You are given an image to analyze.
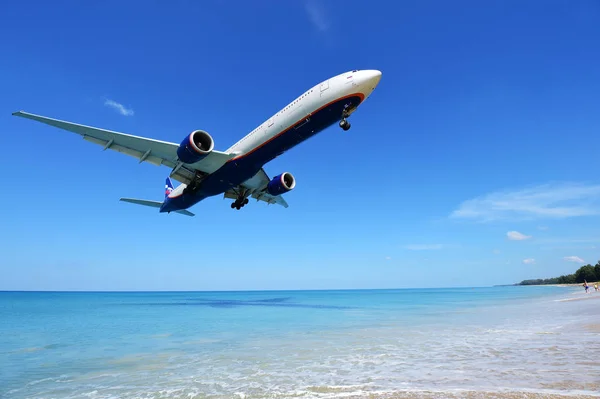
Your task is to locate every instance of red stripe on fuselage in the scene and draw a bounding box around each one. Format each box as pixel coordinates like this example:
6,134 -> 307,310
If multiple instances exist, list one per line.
228,92 -> 365,162
167,92 -> 365,201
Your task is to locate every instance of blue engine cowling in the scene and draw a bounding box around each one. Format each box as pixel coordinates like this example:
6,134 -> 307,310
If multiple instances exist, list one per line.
176,130 -> 215,164
267,172 -> 296,196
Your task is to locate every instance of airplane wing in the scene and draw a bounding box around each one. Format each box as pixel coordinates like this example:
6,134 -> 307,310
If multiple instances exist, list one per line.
224,168 -> 289,208
12,111 -> 235,184
251,188 -> 290,208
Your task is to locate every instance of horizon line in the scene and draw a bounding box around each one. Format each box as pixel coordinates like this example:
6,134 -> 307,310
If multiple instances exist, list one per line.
0,285 -> 557,294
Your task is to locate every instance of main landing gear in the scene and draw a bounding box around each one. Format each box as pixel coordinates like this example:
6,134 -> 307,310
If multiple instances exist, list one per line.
231,197 -> 249,210
230,188 -> 250,210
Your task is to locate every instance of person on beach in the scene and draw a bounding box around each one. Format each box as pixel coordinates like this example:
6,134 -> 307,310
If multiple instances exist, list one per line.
583,280 -> 589,293
594,283 -> 598,292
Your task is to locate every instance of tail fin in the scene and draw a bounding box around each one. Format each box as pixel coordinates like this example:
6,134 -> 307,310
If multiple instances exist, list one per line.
165,177 -> 174,198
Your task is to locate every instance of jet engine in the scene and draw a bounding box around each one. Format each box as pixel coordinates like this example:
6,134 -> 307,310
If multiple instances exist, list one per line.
177,130 -> 215,164
267,172 -> 296,196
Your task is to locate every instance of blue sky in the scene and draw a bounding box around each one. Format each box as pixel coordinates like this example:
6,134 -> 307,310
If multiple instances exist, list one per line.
1,0 -> 600,291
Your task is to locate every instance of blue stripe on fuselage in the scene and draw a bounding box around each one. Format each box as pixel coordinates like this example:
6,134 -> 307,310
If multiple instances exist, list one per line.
160,95 -> 363,213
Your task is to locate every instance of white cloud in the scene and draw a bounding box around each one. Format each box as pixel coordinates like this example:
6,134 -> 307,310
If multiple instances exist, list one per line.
492,249 -> 501,254
450,182 -> 600,222
563,255 -> 584,263
385,256 -> 392,260
403,244 -> 444,251
304,1 -> 329,32
507,231 -> 532,241
522,258 -> 536,264
104,99 -> 134,116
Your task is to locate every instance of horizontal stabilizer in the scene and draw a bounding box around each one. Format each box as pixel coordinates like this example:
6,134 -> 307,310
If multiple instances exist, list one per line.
120,198 -> 163,208
119,198 -> 195,216
173,209 -> 195,217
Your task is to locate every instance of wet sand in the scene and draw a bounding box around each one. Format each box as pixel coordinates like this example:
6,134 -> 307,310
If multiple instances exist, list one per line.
362,391 -> 600,399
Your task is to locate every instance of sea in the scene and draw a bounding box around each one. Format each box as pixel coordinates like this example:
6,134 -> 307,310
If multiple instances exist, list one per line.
1,286 -> 599,399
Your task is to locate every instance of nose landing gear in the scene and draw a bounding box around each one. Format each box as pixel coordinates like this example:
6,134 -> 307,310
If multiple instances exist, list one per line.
339,106 -> 353,131
339,119 -> 351,131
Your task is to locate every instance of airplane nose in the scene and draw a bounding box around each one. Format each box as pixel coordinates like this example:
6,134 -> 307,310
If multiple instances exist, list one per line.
369,69 -> 381,87
362,69 -> 382,87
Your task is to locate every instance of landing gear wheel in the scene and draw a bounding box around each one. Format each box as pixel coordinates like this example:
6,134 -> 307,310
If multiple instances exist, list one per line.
232,197 -> 249,210
339,119 -> 351,131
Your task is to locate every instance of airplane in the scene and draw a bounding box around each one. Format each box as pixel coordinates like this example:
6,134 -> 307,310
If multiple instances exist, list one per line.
12,69 -> 382,216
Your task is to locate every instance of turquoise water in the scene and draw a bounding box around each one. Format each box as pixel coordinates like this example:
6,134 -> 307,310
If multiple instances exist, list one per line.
2,286 -> 599,398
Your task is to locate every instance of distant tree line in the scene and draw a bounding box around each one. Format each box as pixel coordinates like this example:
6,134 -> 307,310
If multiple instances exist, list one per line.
518,261 -> 600,285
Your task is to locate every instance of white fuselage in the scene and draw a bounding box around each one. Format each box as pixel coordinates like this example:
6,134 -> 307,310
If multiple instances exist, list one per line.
226,70 -> 381,158
165,69 -> 381,203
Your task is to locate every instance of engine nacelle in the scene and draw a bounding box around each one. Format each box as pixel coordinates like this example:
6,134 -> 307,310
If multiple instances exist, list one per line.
267,172 -> 296,196
177,130 -> 215,164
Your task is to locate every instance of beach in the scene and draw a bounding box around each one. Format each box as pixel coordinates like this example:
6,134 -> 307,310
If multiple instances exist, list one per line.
1,286 -> 599,399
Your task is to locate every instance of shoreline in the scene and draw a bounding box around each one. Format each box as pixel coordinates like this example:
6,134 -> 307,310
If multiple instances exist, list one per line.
517,282 -> 599,288
548,283 -> 599,288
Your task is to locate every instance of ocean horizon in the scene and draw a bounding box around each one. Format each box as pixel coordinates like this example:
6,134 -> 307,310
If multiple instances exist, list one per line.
2,285 -> 599,399
0,285 -> 515,292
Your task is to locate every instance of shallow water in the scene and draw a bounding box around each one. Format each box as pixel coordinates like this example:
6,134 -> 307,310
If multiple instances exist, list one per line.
1,286 -> 599,398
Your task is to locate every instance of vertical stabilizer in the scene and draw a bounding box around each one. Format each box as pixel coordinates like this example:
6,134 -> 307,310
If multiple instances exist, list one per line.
165,177 -> 174,198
